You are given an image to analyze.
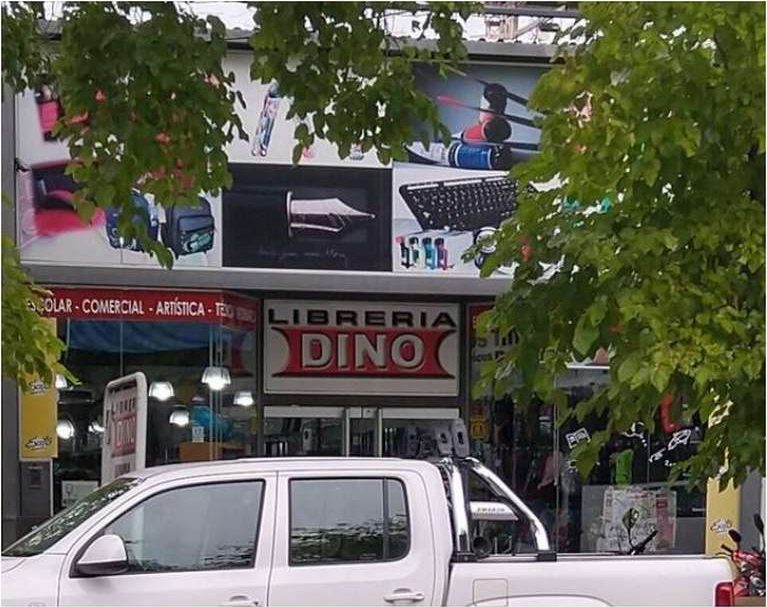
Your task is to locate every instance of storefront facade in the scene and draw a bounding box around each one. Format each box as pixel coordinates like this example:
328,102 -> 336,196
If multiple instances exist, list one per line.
10,283 -> 710,555
4,40 -> 761,555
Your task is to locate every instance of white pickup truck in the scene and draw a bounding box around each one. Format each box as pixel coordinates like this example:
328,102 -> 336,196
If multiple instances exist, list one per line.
2,456 -> 735,607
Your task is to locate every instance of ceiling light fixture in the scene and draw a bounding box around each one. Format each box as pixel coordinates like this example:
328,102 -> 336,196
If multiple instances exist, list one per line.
233,391 -> 254,407
168,406 -> 190,427
148,381 -> 174,401
201,366 -> 231,391
56,418 -> 75,440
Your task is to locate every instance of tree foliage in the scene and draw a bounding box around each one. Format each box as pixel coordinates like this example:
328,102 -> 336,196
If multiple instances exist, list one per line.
476,2 -> 765,487
1,1 -> 472,386
1,234 -> 70,391
3,2 -> 763,487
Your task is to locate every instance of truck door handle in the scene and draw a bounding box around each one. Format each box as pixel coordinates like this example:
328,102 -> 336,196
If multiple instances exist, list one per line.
384,590 -> 425,603
220,596 -> 259,607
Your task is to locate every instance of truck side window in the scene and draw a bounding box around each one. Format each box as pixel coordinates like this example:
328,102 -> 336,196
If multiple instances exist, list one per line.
102,481 -> 264,573
290,478 -> 409,565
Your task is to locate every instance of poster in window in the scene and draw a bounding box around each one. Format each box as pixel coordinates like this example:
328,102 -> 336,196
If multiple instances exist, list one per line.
598,486 -> 677,553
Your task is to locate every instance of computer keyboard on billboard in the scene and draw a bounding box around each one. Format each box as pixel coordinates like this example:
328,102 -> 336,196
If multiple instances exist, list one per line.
399,175 -> 518,232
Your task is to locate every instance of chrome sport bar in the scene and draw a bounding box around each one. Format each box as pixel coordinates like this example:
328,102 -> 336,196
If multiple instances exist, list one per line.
439,458 -> 473,559
438,456 -> 554,559
462,456 -> 553,554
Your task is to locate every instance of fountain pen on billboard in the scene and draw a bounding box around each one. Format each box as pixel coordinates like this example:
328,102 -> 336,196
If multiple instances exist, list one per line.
233,188 -> 376,239
287,194 -> 375,235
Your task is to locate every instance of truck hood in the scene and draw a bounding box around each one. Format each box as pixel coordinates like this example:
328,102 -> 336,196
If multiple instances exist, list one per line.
1,556 -> 26,574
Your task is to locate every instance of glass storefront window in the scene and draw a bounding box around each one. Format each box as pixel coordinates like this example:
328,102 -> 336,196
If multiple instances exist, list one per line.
50,289 -> 258,513
468,304 -> 707,555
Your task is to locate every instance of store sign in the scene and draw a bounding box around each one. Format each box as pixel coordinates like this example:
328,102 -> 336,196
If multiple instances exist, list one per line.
19,317 -> 59,460
36,287 -> 259,329
469,303 -> 517,364
264,300 -> 460,396
102,373 -> 148,484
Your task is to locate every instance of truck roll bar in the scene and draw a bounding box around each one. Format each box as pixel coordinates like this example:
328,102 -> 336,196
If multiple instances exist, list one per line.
437,456 -> 554,561
439,458 -> 474,560
462,456 -> 553,555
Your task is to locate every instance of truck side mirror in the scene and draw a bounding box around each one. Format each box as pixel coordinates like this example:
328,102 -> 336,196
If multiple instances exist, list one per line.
74,534 -> 129,577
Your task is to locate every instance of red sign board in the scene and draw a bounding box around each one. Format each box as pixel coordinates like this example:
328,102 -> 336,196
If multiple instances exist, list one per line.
37,287 -> 259,329
272,326 -> 453,378
265,300 -> 460,396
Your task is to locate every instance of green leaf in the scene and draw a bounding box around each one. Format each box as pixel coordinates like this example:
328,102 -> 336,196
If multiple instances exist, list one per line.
617,355 -> 641,383
573,313 -> 599,356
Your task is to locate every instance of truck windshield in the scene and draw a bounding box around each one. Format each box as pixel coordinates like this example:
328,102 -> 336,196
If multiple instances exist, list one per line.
2,477 -> 142,557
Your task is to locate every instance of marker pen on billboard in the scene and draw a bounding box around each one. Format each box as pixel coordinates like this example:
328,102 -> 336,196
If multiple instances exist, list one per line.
252,81 -> 282,157
435,237 -> 447,270
480,82 -> 508,122
408,236 -> 421,268
406,141 -> 515,171
461,117 -> 512,144
396,236 -> 411,268
423,237 -> 436,270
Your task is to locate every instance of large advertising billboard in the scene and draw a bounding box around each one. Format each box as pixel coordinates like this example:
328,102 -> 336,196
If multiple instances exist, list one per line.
392,63 -> 545,276
15,54 -> 546,276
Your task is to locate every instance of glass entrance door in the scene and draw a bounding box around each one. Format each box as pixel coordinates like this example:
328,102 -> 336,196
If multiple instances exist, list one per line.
379,408 -> 460,458
263,406 -> 461,458
264,407 -> 351,456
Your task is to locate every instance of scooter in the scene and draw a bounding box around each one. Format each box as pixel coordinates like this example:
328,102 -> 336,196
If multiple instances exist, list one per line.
720,514 -> 765,597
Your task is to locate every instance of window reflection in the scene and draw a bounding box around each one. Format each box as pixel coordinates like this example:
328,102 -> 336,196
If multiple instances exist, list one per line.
290,479 -> 409,565
105,482 -> 263,572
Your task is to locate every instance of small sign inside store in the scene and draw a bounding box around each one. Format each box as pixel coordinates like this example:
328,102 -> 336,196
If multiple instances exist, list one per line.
102,373 -> 147,485
264,300 -> 460,396
36,287 -> 259,329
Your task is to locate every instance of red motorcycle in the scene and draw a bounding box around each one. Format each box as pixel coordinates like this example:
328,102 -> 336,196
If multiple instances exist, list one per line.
721,514 -> 765,598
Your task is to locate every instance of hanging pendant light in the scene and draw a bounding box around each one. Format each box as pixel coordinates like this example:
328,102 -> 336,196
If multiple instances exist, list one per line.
168,405 -> 190,427
56,418 -> 75,440
234,391 -> 254,407
201,366 -> 231,391
148,381 -> 174,401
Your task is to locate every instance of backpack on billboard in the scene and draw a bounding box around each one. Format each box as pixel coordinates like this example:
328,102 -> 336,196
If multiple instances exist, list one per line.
161,197 -> 215,257
105,191 -> 159,251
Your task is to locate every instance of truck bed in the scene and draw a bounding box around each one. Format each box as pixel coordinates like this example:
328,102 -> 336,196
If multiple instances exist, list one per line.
447,553 -> 733,606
